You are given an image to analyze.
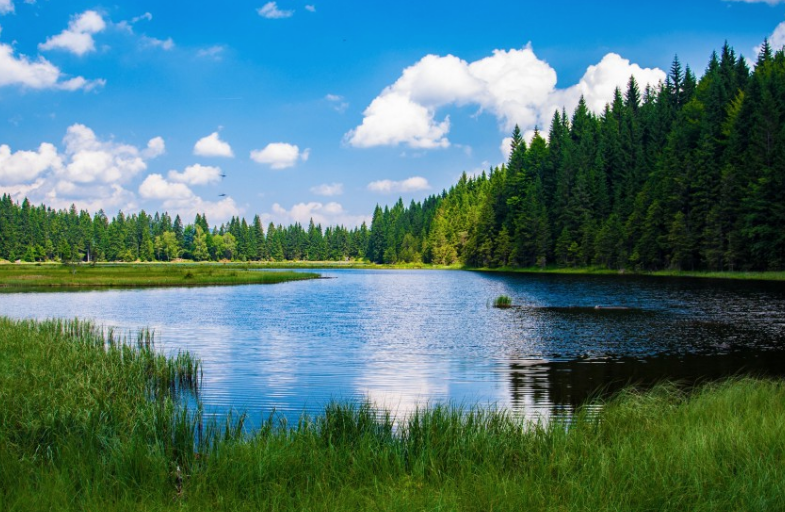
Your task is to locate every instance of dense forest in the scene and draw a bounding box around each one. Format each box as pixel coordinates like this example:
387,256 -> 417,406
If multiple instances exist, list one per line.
1,42 -> 784,270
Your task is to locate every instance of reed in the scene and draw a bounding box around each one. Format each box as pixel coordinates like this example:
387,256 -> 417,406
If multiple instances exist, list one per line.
2,316 -> 784,511
492,294 -> 513,308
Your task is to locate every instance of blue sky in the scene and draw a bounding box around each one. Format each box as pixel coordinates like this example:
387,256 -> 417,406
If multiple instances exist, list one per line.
0,0 -> 782,227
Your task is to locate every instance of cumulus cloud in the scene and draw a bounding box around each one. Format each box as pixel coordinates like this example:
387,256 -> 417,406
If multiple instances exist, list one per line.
346,46 -> 665,148
267,201 -> 368,228
310,182 -> 343,196
0,125 -> 166,216
768,21 -> 785,50
194,132 -> 234,158
168,164 -> 222,186
39,10 -> 106,56
547,53 -> 665,116
0,43 -> 103,90
367,176 -> 430,194
43,183 -> 137,214
258,2 -> 294,19
58,124 -> 150,184
143,136 -> 165,158
0,0 -> 13,15
138,173 -> 193,200
305,4 -> 316,12
0,143 -> 62,184
138,174 -> 241,223
250,142 -> 309,169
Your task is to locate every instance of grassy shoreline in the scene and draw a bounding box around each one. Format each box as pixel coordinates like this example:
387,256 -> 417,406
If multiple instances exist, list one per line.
0,263 -> 320,289
2,316 -> 783,510
4,260 -> 784,283
465,264 -> 785,281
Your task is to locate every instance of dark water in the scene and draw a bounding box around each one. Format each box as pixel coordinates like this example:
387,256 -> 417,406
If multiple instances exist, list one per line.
1,269 -> 784,423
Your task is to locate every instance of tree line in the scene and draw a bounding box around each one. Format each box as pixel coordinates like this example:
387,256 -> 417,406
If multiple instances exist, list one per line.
0,200 -> 370,263
369,41 -> 785,271
1,42 -> 783,270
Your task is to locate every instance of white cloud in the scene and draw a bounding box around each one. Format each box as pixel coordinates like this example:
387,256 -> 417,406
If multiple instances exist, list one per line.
138,174 -> 241,223
346,91 -> 451,148
43,183 -> 137,214
197,45 -> 225,60
139,173 -> 193,200
250,142 -> 309,169
0,43 -> 102,90
39,10 -> 106,56
258,2 -> 294,19
131,12 -> 153,23
346,46 -> 664,148
0,143 -> 62,184
194,132 -> 234,158
310,183 -> 343,196
724,0 -> 785,4
0,0 -> 14,15
168,164 -> 222,186
367,176 -> 430,194
305,4 -> 316,12
0,125 -> 165,216
767,21 -> 785,51
500,136 -> 513,162
547,53 -> 665,117
143,136 -> 165,158
267,201 -> 368,228
58,124 -> 148,184
0,179 -> 46,201
140,35 -> 174,50
326,93 -> 349,113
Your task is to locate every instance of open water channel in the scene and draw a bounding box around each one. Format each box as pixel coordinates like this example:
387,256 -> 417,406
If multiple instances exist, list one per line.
2,269 -> 784,425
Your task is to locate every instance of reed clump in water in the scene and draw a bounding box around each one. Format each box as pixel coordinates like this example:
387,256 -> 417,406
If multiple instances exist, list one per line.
2,316 -> 784,510
492,295 -> 513,308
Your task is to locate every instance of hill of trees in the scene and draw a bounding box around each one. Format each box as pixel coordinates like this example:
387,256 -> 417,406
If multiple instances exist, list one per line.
1,42 -> 783,271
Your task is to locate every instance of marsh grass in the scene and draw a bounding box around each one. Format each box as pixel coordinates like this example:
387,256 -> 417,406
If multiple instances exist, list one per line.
0,263 -> 319,289
2,316 -> 784,510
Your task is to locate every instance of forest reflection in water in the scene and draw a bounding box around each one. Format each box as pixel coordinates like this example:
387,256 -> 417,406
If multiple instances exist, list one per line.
0,269 -> 783,425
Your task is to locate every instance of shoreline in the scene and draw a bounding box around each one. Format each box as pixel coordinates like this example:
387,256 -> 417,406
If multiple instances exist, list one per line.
2,260 -> 784,283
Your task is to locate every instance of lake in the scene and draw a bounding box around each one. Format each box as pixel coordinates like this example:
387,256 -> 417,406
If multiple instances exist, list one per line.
1,269 -> 784,425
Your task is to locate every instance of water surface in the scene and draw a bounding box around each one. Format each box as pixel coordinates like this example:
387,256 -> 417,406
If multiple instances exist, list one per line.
2,269 -> 783,424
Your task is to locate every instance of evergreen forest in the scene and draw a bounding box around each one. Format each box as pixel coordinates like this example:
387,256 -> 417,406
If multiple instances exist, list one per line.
2,42 -> 784,271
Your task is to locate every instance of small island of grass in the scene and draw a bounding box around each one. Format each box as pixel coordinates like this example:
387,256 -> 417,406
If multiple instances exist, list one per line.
493,295 -> 513,308
0,263 -> 320,289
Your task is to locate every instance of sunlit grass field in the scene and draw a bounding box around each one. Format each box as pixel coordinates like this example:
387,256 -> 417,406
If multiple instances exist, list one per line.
1,316 -> 783,510
0,263 -> 319,289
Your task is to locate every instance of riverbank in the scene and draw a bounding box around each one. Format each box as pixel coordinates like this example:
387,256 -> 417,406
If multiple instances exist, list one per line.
1,317 -> 782,511
0,263 -> 320,289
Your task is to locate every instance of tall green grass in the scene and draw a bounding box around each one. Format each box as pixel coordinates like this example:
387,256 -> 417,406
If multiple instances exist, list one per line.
1,316 -> 784,510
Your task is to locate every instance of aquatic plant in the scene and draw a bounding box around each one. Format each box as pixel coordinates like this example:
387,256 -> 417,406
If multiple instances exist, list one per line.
2,316 -> 784,511
493,295 -> 513,308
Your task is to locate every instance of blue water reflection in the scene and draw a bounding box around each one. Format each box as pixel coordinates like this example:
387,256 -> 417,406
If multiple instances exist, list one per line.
1,269 -> 783,425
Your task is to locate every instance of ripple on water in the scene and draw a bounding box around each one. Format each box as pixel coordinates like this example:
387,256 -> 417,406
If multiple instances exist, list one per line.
1,269 -> 784,426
